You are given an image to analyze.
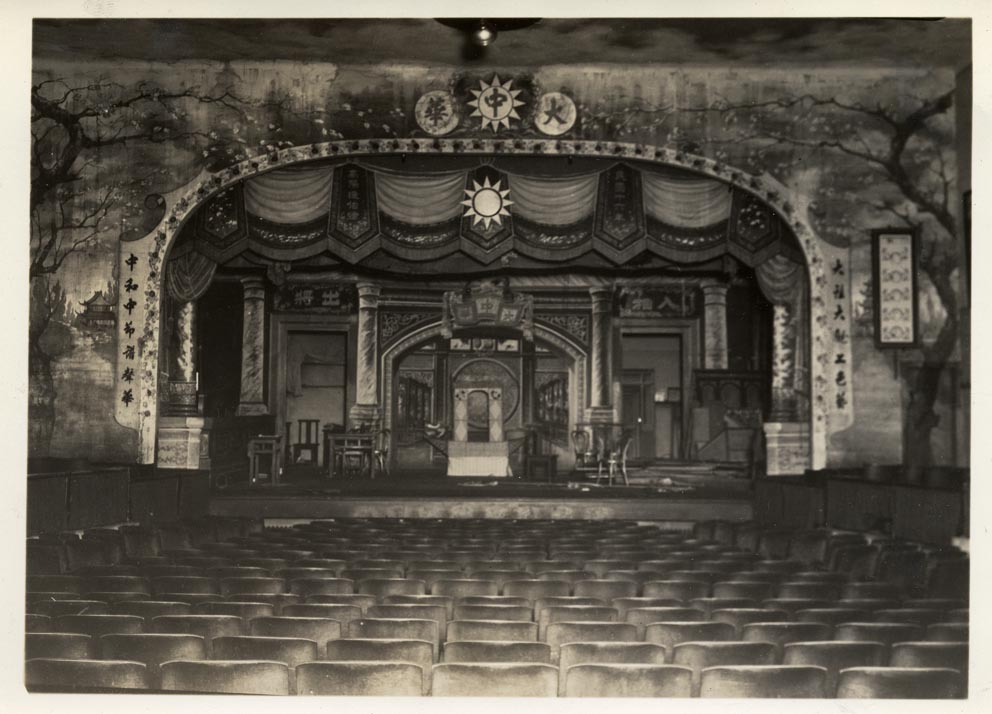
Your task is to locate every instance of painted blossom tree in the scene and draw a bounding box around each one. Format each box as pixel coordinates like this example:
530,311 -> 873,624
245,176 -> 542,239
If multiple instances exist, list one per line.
684,85 -> 961,470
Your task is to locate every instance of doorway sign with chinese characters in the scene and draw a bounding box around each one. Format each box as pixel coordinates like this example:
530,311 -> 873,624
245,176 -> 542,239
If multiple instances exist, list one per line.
819,241 -> 854,432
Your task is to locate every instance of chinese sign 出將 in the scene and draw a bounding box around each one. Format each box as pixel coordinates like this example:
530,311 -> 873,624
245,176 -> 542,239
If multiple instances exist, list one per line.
273,283 -> 358,313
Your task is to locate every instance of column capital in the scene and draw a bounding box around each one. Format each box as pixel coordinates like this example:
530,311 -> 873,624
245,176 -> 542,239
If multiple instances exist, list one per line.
357,282 -> 381,309
589,286 -> 613,312
240,277 -> 267,301
701,280 -> 729,298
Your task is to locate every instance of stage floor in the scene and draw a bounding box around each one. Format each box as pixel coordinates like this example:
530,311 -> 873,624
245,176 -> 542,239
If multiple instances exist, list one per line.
210,466 -> 754,523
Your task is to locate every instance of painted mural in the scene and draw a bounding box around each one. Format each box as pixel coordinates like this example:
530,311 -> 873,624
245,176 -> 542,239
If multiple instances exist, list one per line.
30,21 -> 966,470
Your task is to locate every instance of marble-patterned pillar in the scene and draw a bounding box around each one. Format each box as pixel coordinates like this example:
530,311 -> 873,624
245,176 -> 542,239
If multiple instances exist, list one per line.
589,287 -> 613,410
702,281 -> 729,370
176,300 -> 196,382
349,282 -> 381,427
237,277 -> 268,416
769,302 -> 799,422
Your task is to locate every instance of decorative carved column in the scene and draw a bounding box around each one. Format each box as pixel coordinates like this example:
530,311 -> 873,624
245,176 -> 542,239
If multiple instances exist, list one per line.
702,281 -> 729,370
237,277 -> 268,416
769,302 -> 799,422
349,282 -> 381,427
587,286 -> 615,423
176,300 -> 196,382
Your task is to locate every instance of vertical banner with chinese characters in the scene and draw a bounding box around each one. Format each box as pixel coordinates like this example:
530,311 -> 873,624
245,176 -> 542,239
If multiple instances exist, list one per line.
820,241 -> 855,432
114,233 -> 153,432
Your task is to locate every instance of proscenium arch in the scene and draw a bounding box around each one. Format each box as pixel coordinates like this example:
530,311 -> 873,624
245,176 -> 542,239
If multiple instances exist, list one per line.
381,319 -> 589,457
139,138 -> 828,468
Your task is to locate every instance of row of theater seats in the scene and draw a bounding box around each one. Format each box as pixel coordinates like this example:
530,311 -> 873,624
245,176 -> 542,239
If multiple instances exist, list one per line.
25,516 -> 969,696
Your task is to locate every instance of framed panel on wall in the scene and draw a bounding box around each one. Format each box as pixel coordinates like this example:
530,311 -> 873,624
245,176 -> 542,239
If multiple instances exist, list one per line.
871,228 -> 919,348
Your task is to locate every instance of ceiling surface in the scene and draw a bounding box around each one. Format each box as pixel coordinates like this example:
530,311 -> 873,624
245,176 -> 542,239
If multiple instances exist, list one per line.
33,17 -> 971,70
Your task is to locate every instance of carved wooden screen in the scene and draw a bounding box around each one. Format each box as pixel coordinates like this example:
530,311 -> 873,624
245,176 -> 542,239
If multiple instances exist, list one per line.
536,373 -> 569,445
396,375 -> 432,434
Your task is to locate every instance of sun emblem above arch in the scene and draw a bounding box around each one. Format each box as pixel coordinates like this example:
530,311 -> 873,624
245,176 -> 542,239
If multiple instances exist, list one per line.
468,75 -> 525,132
461,176 -> 513,229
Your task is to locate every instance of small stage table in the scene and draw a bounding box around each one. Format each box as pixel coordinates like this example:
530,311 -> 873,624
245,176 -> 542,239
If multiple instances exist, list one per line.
447,440 -> 511,477
323,430 -> 375,479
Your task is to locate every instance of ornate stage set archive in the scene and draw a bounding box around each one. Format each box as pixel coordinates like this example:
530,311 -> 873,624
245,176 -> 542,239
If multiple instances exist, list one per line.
24,17 -> 971,701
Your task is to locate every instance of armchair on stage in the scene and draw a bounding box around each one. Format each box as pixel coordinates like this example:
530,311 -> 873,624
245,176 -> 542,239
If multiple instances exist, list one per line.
572,424 -> 633,486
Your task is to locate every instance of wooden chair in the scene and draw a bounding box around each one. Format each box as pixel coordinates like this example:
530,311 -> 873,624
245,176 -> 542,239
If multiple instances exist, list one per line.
248,435 -> 284,486
292,419 -> 320,464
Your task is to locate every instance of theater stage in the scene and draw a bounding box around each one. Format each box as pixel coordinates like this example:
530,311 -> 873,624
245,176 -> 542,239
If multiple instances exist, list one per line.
209,465 -> 754,524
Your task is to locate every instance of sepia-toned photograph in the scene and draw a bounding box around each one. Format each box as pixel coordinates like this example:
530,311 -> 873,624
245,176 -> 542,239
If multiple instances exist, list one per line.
20,5 -> 974,701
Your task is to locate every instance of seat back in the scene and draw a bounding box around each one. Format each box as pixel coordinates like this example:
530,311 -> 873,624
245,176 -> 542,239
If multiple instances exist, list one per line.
249,616 -> 342,656
347,618 -> 439,656
833,622 -> 925,648
503,579 -> 571,601
432,662 -> 557,697
281,603 -> 362,625
563,663 -> 692,698
740,622 -> 832,656
545,622 -> 638,662
889,642 -> 968,675
836,666 -> 964,698
54,614 -> 144,637
100,633 -> 206,687
642,580 -> 710,600
443,640 -> 551,664
358,578 -> 426,597
453,604 -> 532,622
149,615 -> 243,655
324,636 -> 433,692
673,641 -> 778,695
782,641 -> 886,693
926,623 -> 968,642
25,659 -> 149,692
432,579 -> 499,598
710,608 -> 789,634
160,660 -> 290,695
558,642 -> 667,695
573,579 -> 638,600
447,619 -> 538,642
24,632 -> 92,660
699,665 -> 828,698
109,600 -> 192,618
296,661 -> 424,696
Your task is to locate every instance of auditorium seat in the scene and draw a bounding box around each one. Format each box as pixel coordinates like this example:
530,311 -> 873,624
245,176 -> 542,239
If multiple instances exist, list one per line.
902,598 -> 967,611
711,581 -> 776,601
297,661 -> 424,696
29,599 -> 109,617
841,582 -> 903,600
558,642 -> 667,695
84,575 -> 151,595
688,598 -> 759,618
27,575 -> 82,593
889,642 -> 968,678
383,594 -> 456,618
240,558 -> 290,572
368,604 -> 448,636
834,597 -> 901,612
783,641 -> 886,692
27,544 -> 67,576
151,576 -> 218,596
358,577 -> 427,598
149,615 -> 243,655
109,600 -> 192,618
219,577 -> 285,596
447,619 -> 538,642
611,597 -> 682,618
642,580 -> 710,600
54,614 -> 143,637
211,635 -> 318,690
945,608 -> 969,623
926,623 -> 968,641
140,565 -> 203,578
624,607 -> 706,637
545,622 -> 639,661
874,608 -> 945,627
710,608 -> 789,634
25,658 -> 150,692
412,569 -> 482,590
432,663 -> 558,697
453,604 -> 532,622
25,632 -> 92,659
409,559 -> 464,573
503,579 -> 571,601
281,602 -> 361,626
776,582 -> 843,600
673,641 -> 777,695
245,618 -> 337,658
193,601 -> 274,625
790,571 -> 849,584
795,608 -> 872,627
833,622 -> 925,648
740,622 -> 832,656
584,560 -> 638,577
699,664 -> 828,698
160,660 -> 290,695
836,667 -> 964,698
303,593 -> 375,612
444,640 -> 551,665
100,633 -> 207,687
466,559 -> 523,573
829,544 -> 879,580
563,663 -> 692,697
753,560 -> 805,575
347,618 -> 439,657
26,614 -> 53,632
533,596 -> 606,619
432,578 -> 499,598
573,579 -> 638,601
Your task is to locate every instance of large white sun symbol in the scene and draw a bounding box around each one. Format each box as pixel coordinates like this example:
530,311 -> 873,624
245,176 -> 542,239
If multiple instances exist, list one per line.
468,75 -> 525,132
461,177 -> 513,229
